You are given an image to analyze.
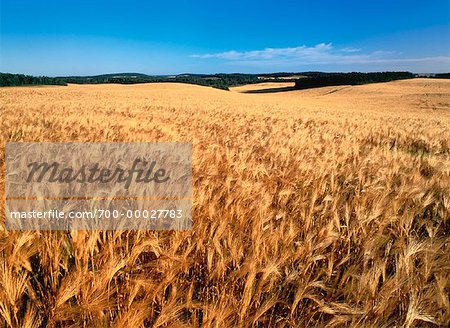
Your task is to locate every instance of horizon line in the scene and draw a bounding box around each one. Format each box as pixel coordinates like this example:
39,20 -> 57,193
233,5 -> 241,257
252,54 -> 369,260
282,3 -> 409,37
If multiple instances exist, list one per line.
2,70 -> 449,78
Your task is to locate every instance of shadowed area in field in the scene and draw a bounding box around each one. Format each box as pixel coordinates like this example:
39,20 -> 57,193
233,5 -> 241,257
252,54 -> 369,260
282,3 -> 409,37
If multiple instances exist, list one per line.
239,85 -> 297,93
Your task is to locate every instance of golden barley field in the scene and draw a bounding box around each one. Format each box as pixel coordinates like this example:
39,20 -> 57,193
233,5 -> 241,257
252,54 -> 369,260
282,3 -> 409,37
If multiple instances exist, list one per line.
0,78 -> 449,327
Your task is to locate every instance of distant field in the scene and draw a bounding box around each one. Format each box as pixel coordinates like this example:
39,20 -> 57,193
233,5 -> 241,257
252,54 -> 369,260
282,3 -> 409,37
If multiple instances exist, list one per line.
0,79 -> 449,327
257,75 -> 307,80
231,82 -> 296,92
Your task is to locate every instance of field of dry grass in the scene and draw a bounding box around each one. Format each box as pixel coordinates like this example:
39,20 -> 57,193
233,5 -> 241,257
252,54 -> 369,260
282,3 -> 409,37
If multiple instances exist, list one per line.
0,78 -> 449,327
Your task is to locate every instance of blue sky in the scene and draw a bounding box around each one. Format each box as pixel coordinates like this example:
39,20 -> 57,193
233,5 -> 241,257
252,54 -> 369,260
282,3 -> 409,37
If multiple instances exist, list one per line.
1,0 -> 449,75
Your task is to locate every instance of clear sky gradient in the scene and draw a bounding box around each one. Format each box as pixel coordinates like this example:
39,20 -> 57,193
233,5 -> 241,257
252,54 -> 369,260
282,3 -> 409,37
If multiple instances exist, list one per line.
1,0 -> 449,75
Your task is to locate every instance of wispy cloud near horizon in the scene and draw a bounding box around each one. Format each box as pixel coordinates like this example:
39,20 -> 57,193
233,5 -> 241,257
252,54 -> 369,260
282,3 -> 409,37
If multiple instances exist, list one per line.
191,43 -> 337,60
191,43 -> 450,71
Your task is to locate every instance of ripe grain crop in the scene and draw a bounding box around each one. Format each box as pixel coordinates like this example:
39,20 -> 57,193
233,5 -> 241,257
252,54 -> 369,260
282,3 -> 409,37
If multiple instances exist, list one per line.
0,79 -> 449,327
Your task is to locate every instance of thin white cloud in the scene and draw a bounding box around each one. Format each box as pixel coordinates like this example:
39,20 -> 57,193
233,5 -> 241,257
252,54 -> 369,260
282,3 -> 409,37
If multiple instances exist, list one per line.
341,47 -> 362,53
190,43 -> 450,70
191,43 -> 334,60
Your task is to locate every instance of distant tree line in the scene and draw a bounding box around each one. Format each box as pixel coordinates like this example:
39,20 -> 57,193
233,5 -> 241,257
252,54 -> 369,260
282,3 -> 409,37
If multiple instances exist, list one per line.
0,72 -> 290,90
434,73 -> 450,79
4,71 -> 448,90
60,73 -> 262,90
0,73 -> 67,87
294,72 -> 415,90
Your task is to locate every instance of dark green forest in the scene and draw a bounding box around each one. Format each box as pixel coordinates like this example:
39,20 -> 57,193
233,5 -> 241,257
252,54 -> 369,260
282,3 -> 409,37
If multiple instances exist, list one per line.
59,73 -> 262,90
1,71 -> 447,90
0,73 -> 67,87
435,73 -> 450,79
294,72 -> 415,89
0,72 -> 262,89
